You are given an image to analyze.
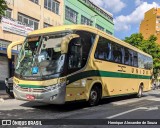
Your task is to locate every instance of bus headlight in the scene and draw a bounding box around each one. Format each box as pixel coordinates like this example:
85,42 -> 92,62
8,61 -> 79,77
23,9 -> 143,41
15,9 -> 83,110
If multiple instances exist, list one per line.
44,83 -> 64,91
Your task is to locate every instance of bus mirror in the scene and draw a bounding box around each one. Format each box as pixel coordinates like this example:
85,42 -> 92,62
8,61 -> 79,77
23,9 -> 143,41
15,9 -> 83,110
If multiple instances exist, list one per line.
61,34 -> 80,54
7,40 -> 24,59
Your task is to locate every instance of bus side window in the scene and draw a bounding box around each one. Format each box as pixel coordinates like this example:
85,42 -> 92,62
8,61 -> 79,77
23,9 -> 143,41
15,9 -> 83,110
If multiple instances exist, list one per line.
133,52 -> 138,67
124,49 -> 129,65
124,49 -> 133,66
75,31 -> 95,67
68,38 -> 82,69
112,44 -> 123,63
94,37 -> 111,61
67,31 -> 96,74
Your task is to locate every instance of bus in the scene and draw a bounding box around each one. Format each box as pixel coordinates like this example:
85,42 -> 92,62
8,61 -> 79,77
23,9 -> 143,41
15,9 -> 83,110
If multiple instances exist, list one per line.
7,25 -> 153,106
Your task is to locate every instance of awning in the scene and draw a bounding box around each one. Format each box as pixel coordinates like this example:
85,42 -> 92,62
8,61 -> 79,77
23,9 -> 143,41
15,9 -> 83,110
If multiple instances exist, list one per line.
0,47 -> 19,55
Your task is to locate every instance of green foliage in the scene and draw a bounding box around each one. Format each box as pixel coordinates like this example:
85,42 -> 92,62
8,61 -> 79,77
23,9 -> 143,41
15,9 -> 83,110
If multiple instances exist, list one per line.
0,0 -> 7,16
124,33 -> 160,78
124,33 -> 144,48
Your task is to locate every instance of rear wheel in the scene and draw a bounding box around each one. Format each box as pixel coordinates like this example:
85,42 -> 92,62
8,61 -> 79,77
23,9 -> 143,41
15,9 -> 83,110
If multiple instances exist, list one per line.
137,86 -> 143,98
88,86 -> 100,106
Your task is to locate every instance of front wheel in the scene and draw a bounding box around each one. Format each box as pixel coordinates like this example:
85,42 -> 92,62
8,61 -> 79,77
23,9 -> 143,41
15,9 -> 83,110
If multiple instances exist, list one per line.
88,86 -> 100,106
5,87 -> 14,98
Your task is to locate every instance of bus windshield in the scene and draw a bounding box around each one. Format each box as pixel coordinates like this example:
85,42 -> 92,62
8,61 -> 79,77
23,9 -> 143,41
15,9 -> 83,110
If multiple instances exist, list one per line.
15,32 -> 69,79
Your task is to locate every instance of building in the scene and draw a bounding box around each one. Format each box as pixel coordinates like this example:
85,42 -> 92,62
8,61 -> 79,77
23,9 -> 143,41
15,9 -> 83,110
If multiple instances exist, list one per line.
140,8 -> 160,44
64,0 -> 114,35
0,0 -> 114,87
0,0 -> 64,87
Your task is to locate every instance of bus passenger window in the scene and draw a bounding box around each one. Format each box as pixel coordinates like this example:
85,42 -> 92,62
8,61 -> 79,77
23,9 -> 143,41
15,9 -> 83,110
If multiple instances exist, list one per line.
124,49 -> 133,65
67,31 -> 96,74
133,52 -> 138,67
130,51 -> 133,66
68,38 -> 82,69
94,37 -> 111,61
124,49 -> 129,65
112,44 -> 123,63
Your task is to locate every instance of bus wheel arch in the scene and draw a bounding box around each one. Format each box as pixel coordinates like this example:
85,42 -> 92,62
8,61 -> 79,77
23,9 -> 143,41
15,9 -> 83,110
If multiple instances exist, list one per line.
88,83 -> 102,106
137,83 -> 144,98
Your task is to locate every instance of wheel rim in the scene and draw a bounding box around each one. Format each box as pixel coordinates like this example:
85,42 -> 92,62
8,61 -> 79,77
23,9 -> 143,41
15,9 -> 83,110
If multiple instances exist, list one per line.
138,88 -> 142,97
90,90 -> 98,104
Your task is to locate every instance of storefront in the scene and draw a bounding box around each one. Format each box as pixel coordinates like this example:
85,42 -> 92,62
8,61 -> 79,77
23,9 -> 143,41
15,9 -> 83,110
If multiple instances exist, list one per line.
0,39 -> 18,89
0,16 -> 33,89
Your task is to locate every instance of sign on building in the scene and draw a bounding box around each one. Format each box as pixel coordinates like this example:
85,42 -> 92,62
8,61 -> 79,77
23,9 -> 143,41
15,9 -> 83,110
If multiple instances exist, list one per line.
1,17 -> 34,36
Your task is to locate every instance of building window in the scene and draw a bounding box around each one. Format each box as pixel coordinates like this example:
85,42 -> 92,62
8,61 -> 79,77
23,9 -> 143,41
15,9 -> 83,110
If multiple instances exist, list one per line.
18,13 -> 39,30
44,0 -> 60,15
30,0 -> 39,4
96,24 -> 104,31
106,29 -> 113,35
65,6 -> 78,24
44,23 -> 52,28
157,16 -> 160,19
156,26 -> 160,28
157,20 -> 160,23
5,9 -> 12,18
81,15 -> 92,26
81,0 -> 113,21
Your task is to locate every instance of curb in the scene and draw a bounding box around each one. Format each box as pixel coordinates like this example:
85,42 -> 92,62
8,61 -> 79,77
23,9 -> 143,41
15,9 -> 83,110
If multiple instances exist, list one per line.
0,98 -> 4,102
0,94 -> 10,99
0,90 -> 10,101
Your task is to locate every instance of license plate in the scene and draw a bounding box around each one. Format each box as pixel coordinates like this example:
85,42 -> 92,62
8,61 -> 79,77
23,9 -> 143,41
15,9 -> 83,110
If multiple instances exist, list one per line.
26,95 -> 35,100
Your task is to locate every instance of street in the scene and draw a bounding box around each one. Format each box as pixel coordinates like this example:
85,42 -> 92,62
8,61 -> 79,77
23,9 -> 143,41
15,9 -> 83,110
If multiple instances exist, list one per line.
1,90 -> 160,127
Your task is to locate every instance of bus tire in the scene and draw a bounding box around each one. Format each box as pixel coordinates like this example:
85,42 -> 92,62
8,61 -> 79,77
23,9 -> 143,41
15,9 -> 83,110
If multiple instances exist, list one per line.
6,86 -> 14,98
88,85 -> 101,106
137,85 -> 143,98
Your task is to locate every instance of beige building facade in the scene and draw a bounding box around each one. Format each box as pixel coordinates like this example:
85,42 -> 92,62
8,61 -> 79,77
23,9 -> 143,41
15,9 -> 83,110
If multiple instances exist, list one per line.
0,0 -> 64,85
140,8 -> 160,44
0,0 -> 64,44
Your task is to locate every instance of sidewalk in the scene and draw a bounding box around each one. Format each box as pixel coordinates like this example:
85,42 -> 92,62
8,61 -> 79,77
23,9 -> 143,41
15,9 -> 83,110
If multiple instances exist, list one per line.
0,90 -> 10,101
0,82 -> 10,101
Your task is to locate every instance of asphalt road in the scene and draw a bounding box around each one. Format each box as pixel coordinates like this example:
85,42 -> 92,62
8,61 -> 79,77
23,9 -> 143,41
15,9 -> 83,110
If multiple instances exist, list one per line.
1,90 -> 160,128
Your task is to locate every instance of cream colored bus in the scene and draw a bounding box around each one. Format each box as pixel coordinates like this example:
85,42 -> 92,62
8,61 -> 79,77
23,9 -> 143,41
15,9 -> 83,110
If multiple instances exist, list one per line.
7,25 -> 153,106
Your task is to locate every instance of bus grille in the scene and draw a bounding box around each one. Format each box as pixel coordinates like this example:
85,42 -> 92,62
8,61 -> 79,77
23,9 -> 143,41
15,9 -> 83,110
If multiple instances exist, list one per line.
18,86 -> 45,93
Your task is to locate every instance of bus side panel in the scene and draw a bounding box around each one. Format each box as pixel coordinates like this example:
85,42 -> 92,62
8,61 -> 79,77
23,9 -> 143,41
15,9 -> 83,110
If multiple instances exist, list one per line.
92,60 -> 151,97
65,80 -> 88,102
101,77 -> 139,97
141,79 -> 152,92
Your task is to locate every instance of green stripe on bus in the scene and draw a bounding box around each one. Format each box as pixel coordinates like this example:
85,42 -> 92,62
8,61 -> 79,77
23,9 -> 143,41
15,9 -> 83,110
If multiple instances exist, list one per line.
18,84 -> 46,88
67,70 -> 151,84
18,70 -> 151,88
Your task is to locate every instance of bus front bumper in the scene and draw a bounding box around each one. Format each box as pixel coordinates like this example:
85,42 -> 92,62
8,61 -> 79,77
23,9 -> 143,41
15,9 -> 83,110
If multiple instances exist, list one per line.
13,83 -> 66,104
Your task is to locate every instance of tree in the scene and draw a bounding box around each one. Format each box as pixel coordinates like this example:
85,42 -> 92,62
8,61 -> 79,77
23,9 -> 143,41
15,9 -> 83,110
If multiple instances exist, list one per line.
0,0 -> 7,16
124,33 -> 160,78
124,33 -> 143,48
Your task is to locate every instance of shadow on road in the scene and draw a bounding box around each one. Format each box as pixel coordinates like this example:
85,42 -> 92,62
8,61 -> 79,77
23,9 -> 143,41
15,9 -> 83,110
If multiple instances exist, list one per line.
0,94 -> 150,119
19,94 -> 143,112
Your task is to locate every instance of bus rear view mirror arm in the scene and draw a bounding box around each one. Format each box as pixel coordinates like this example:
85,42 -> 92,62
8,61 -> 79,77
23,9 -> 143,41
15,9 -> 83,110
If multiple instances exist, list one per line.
7,40 -> 24,59
61,34 -> 80,54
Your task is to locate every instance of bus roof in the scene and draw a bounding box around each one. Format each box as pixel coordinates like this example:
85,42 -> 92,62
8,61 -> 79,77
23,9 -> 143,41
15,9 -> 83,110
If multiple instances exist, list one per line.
28,25 -> 152,58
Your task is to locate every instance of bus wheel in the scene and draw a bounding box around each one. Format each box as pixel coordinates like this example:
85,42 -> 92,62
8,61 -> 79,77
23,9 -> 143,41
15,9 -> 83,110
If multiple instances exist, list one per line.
88,86 -> 100,106
137,86 -> 143,98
